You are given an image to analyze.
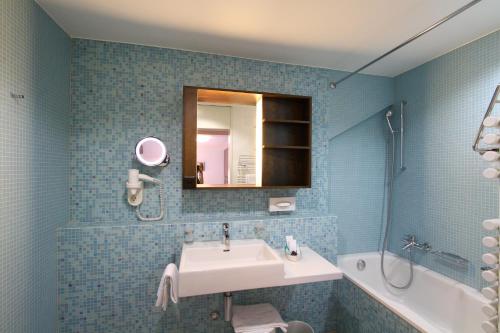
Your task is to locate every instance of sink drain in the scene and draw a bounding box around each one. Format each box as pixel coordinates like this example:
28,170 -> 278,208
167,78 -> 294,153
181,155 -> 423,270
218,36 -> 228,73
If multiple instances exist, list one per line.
356,259 -> 366,271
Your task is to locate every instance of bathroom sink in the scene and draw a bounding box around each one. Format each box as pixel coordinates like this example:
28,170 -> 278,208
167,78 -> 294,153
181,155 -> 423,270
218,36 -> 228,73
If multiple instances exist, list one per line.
179,239 -> 285,297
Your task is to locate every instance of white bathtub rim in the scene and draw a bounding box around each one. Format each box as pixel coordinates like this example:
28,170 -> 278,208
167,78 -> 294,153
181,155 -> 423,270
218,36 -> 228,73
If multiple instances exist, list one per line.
338,252 -> 482,295
337,251 -> 485,333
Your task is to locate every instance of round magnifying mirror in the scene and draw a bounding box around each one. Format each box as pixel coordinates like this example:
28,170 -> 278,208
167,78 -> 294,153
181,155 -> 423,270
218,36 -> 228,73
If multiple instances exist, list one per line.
135,137 -> 169,167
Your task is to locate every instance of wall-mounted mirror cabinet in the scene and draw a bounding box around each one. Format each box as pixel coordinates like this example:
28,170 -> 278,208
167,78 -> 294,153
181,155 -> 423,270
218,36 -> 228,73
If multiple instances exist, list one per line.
183,87 -> 311,189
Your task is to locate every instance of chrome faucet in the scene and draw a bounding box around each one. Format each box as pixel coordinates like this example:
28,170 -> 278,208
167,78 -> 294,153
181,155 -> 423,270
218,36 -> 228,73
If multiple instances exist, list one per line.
401,234 -> 431,252
222,223 -> 230,252
401,235 -> 416,251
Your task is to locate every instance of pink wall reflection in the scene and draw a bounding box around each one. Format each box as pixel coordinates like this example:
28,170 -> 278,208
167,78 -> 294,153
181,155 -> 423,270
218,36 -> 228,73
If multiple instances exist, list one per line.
197,132 -> 229,184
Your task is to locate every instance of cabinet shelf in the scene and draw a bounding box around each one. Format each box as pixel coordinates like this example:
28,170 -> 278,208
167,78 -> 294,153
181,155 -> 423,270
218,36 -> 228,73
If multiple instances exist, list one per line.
263,145 -> 310,150
262,95 -> 311,187
263,119 -> 310,124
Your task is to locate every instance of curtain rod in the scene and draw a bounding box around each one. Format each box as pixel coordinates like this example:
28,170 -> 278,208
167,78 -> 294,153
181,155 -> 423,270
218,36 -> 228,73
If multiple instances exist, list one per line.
330,0 -> 483,89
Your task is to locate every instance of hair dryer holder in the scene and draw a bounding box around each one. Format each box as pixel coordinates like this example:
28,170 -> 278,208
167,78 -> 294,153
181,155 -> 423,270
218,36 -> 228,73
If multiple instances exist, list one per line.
126,177 -> 144,206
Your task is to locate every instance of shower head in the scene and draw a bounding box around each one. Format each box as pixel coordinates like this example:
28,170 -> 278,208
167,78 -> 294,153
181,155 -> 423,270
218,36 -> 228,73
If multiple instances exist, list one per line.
385,110 -> 395,133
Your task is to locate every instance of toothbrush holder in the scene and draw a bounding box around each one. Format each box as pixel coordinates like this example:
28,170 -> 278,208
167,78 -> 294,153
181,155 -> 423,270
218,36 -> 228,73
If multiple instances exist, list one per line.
284,244 -> 302,262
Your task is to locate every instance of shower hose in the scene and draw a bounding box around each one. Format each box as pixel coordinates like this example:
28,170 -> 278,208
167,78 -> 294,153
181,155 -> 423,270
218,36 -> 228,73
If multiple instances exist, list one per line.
380,113 -> 413,289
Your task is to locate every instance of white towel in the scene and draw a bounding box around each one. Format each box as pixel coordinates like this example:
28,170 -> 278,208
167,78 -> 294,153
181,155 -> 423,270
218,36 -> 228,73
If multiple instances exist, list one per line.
155,263 -> 179,311
232,303 -> 288,333
235,329 -> 276,333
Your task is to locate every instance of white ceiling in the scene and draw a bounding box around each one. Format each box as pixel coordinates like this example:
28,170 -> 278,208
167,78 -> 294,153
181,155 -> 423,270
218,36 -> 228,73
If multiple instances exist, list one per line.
36,0 -> 500,77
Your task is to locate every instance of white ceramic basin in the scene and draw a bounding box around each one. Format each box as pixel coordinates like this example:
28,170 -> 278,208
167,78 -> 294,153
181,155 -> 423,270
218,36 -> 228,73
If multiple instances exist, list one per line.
179,239 -> 285,297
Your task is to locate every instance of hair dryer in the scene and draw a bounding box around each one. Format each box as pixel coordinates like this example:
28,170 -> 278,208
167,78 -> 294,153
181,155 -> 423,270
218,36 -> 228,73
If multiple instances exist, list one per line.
126,169 -> 164,221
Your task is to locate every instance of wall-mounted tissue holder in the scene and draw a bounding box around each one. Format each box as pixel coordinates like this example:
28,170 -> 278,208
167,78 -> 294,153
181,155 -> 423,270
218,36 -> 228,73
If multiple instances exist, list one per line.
269,197 -> 296,212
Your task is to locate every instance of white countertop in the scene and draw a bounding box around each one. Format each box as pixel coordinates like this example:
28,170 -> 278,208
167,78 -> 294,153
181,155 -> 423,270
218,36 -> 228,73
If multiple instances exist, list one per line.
178,242 -> 343,297
275,246 -> 343,286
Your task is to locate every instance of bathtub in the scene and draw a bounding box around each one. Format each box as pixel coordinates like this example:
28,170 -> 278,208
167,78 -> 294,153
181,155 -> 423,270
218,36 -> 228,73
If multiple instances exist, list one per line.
337,252 -> 488,333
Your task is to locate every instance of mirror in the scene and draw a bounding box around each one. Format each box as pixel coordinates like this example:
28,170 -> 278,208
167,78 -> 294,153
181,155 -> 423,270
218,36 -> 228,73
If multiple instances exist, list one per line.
135,137 -> 170,167
196,90 -> 262,187
183,87 -> 312,189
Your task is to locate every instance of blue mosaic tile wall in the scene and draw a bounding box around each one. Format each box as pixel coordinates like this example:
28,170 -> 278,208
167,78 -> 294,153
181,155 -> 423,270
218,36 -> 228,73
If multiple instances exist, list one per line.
66,37 -> 396,333
326,74 -> 395,139
333,279 -> 420,333
390,30 -> 500,289
0,1 -> 70,332
69,38 -> 394,224
66,31 -> 397,333
328,110 -> 388,254
57,216 -> 338,333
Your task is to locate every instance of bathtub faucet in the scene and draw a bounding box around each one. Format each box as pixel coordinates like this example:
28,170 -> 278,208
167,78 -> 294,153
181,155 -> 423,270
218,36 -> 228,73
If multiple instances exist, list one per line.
222,223 -> 230,252
401,235 -> 416,251
401,235 -> 431,252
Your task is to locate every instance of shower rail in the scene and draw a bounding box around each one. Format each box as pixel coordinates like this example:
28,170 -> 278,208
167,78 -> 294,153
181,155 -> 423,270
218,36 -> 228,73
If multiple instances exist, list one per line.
330,0 -> 483,89
400,101 -> 407,171
473,84 -> 500,153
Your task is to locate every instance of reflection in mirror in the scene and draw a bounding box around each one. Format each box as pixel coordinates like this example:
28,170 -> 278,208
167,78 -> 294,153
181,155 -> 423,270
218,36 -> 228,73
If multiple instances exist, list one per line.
196,90 -> 262,187
135,137 -> 169,166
